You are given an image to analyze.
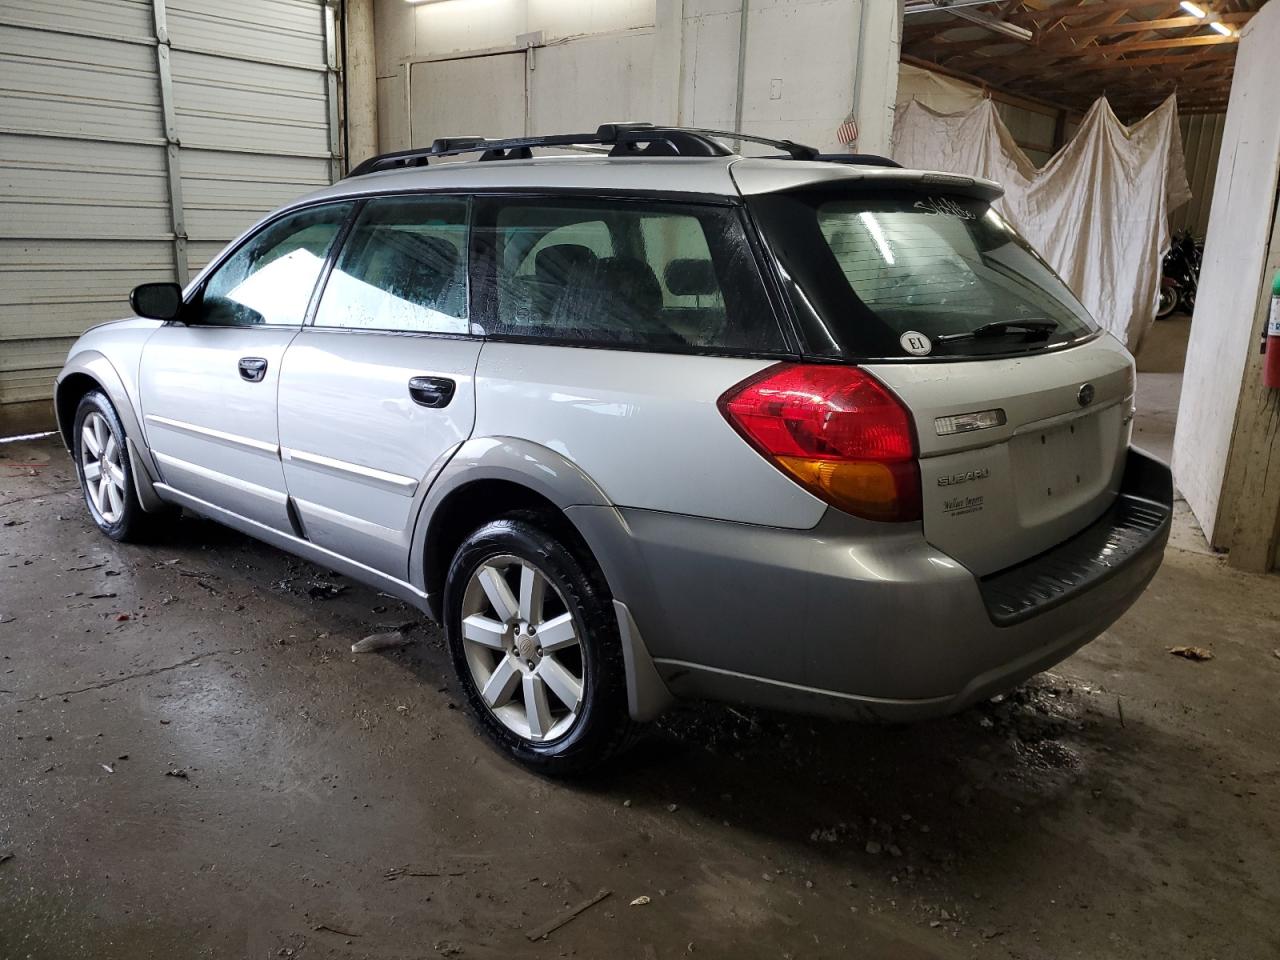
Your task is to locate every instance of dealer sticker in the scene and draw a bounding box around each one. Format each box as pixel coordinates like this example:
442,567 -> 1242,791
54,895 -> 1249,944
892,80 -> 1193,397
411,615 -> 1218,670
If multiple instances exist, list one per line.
900,331 -> 932,356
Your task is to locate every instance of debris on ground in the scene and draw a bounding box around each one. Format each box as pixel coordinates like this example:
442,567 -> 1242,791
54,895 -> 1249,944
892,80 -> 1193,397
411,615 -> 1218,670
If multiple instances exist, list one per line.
313,923 -> 360,937
525,888 -> 611,941
1272,649 -> 1280,661
1169,645 -> 1214,662
0,852 -> 13,866
630,895 -> 651,906
100,763 -> 114,774
307,582 -> 347,600
384,866 -> 466,881
165,768 -> 189,779
351,630 -> 414,654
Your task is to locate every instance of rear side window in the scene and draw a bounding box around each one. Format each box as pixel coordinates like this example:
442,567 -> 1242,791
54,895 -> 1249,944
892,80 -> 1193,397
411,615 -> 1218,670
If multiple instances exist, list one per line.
314,196 -> 468,334
749,189 -> 1097,359
474,197 -> 784,354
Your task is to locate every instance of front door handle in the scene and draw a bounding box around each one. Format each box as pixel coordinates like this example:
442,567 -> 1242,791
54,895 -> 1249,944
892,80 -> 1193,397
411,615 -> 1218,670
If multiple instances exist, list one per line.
408,376 -> 456,409
238,357 -> 268,382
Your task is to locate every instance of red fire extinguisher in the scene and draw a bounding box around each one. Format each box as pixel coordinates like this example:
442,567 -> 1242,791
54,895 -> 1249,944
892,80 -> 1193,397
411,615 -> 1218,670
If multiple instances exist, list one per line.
1267,271 -> 1280,389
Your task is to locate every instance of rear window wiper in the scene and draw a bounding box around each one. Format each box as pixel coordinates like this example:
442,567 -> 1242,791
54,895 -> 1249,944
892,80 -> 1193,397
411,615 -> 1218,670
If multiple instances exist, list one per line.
933,319 -> 1058,344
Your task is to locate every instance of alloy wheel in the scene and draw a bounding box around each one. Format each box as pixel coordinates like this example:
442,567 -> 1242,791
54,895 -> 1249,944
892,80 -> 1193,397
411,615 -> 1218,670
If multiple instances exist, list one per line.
80,411 -> 127,525
459,555 -> 585,742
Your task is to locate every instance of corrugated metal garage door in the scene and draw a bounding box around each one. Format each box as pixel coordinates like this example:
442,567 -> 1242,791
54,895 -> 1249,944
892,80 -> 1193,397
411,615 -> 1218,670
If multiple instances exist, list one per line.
0,0 -> 339,414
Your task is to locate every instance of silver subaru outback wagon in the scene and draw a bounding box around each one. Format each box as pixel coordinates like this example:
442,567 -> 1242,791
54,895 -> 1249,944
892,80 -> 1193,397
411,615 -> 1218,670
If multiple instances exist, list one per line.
54,124 -> 1173,774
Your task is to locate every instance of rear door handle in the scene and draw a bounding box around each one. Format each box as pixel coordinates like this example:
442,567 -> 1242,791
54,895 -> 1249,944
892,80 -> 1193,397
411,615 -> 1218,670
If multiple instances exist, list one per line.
408,376 -> 456,409
238,357 -> 268,382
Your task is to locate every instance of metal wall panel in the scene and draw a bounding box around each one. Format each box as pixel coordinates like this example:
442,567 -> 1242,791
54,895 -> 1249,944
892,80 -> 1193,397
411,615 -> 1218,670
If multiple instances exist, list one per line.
1171,112 -> 1226,240
166,0 -> 335,277
0,0 -> 337,412
0,7 -> 167,406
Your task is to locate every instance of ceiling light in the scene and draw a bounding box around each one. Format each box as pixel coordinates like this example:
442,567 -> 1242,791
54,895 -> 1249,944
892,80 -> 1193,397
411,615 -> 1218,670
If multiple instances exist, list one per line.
1209,19 -> 1233,35
1180,2 -> 1207,17
947,7 -> 1034,41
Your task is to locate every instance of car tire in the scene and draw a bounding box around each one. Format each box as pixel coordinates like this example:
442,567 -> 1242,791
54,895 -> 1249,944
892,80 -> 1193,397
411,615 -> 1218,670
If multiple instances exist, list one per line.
71,390 -> 169,542
443,515 -> 637,776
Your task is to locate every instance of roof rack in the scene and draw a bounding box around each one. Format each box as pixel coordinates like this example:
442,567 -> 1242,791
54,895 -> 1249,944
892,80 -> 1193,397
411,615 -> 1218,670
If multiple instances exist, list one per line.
345,123 -> 898,177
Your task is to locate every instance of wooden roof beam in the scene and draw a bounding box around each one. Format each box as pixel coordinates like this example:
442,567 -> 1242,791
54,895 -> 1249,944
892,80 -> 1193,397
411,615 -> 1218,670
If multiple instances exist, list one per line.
1009,0 -> 1205,24
1053,11 -> 1253,37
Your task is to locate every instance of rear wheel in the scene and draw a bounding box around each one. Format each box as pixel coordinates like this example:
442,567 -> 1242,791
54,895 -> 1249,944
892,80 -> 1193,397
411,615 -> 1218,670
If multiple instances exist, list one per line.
443,516 -> 635,775
72,391 -> 165,542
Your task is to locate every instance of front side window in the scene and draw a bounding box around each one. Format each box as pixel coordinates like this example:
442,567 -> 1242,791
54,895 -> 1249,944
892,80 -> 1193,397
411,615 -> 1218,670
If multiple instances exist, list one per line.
314,196 -> 469,334
194,203 -> 352,326
749,189 -> 1098,359
475,197 -> 784,353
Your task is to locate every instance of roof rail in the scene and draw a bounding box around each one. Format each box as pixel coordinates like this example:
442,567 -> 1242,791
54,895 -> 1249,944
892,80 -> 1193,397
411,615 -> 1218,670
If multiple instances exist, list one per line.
344,123 -> 898,177
347,123 -> 734,177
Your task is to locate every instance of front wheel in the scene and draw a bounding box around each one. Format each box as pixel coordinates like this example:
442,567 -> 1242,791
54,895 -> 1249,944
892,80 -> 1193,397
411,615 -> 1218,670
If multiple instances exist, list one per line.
1156,281 -> 1178,319
72,390 -> 165,542
443,516 -> 635,775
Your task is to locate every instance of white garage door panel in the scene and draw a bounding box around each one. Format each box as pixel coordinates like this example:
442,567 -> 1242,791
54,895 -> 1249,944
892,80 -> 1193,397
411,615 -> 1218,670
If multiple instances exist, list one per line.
183,151 -> 330,249
170,50 -> 330,155
1,136 -> 170,238
0,0 -> 336,413
167,0 -> 327,67
0,25 -> 162,141
0,239 -> 172,327
185,242 -> 229,275
0,340 -> 80,404
4,0 -> 154,40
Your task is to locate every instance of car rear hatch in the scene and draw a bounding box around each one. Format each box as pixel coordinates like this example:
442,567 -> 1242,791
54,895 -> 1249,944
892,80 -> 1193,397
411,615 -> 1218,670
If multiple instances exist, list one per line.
739,162 -> 1138,575
865,341 -> 1133,575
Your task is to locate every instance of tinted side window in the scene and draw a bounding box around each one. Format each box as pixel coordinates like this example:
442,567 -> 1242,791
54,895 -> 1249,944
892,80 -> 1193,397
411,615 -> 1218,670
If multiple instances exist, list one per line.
475,198 -> 784,353
315,196 -> 469,334
196,203 -> 352,326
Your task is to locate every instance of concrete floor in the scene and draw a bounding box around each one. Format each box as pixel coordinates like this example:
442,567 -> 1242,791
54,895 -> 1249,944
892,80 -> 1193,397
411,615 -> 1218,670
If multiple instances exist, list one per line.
3,421 -> 1278,959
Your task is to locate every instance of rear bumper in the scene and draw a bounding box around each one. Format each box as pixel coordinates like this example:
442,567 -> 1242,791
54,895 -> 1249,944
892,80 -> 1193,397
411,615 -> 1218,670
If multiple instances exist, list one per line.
572,446 -> 1171,722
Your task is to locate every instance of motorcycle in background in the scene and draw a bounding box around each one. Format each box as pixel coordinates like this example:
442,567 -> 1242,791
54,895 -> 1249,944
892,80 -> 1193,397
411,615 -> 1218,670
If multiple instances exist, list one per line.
1157,229 -> 1203,319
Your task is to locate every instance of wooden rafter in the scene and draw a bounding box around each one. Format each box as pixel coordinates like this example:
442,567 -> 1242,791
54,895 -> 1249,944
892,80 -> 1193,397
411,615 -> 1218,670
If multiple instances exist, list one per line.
900,0 -> 1262,121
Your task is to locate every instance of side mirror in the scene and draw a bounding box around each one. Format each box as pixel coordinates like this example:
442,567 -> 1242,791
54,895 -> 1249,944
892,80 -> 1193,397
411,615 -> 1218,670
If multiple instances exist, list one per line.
129,282 -> 185,321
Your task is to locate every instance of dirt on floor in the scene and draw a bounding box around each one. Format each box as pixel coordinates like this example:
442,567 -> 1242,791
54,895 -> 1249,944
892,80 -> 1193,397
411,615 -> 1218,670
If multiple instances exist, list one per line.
1,437 -> 1278,960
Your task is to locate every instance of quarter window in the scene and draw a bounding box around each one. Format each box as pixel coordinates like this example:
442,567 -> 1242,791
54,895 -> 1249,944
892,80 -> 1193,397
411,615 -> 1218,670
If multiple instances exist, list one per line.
314,196 -> 469,334
194,203 -> 352,326
476,198 -> 784,353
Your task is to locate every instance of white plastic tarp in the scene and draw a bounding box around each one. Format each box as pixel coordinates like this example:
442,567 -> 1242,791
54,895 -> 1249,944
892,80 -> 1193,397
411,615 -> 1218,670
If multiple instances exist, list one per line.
892,96 -> 1191,353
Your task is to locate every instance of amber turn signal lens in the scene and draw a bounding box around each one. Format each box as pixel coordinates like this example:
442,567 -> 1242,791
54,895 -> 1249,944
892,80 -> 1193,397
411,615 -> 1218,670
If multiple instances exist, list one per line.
719,363 -> 922,523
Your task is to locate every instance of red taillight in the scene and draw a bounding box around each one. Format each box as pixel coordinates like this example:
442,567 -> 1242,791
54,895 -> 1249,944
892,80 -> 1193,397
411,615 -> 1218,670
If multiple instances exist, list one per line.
718,363 -> 921,522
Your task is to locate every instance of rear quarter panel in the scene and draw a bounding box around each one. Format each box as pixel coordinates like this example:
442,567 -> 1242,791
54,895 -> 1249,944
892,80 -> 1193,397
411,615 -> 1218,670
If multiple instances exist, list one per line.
472,343 -> 827,528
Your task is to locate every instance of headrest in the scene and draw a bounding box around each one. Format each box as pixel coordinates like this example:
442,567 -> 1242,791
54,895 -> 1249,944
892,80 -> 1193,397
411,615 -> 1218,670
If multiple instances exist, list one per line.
664,258 -> 718,296
535,244 -> 599,283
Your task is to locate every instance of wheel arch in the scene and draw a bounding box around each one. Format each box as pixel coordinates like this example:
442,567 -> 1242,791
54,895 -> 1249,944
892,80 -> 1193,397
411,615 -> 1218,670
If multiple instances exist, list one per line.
55,352 -> 166,512
412,437 -> 614,618
411,437 -> 675,721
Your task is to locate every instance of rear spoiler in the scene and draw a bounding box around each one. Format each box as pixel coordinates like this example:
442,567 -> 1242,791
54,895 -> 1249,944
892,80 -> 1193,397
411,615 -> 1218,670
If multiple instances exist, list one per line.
730,159 -> 1005,202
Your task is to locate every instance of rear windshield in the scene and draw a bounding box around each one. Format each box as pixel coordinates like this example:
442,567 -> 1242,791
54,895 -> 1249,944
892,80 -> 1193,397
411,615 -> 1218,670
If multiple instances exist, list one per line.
747,189 -> 1098,359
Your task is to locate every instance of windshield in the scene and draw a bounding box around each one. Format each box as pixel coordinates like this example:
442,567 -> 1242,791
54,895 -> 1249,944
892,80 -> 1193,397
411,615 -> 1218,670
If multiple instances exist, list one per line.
748,189 -> 1098,359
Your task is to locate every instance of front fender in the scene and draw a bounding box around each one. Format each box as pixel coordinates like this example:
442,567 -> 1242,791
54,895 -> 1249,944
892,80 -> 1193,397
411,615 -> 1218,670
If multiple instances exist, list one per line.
56,349 -> 164,511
